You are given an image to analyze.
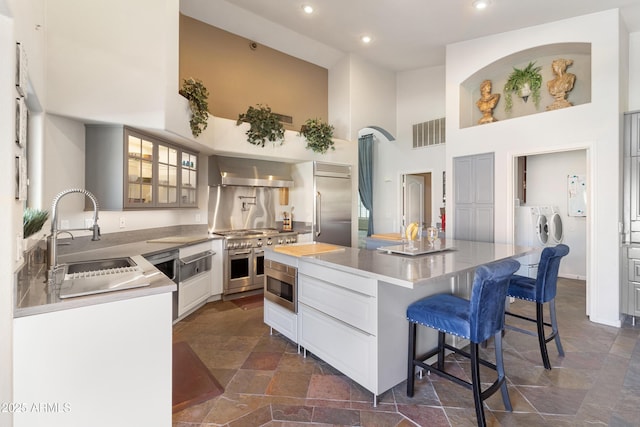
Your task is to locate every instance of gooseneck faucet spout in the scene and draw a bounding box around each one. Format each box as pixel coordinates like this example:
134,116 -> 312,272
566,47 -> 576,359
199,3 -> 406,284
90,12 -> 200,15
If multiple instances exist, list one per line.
48,188 -> 101,285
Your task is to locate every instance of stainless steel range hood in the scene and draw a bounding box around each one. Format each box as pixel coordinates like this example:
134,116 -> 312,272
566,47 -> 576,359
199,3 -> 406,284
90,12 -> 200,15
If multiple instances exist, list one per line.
208,155 -> 293,188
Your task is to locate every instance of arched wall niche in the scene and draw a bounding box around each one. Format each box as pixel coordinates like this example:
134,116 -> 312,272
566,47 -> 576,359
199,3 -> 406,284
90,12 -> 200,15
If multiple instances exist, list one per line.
460,42 -> 592,128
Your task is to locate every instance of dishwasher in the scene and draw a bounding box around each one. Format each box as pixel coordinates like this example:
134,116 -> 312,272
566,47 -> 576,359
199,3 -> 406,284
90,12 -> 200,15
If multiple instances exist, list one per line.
144,250 -> 179,319
178,242 -> 215,319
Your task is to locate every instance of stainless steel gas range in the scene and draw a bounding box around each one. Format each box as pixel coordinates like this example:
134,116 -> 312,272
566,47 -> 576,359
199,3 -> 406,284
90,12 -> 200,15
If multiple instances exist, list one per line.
214,229 -> 298,296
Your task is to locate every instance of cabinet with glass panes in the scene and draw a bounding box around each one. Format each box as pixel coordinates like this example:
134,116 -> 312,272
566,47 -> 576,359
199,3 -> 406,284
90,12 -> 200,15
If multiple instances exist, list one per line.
85,125 -> 198,210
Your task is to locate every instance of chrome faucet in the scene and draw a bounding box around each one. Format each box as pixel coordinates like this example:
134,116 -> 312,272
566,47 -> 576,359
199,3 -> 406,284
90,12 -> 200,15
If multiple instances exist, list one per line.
47,188 -> 101,285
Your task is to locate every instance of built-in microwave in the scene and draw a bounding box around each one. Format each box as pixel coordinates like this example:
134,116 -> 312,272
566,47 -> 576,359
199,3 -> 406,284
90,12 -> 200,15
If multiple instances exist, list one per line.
264,259 -> 297,313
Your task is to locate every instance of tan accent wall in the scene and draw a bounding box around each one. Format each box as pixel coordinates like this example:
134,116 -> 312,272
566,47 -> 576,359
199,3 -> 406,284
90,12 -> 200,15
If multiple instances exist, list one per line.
179,14 -> 328,131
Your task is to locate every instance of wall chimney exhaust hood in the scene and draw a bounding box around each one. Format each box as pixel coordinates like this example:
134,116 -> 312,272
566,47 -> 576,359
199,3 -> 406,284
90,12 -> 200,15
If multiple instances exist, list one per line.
208,155 -> 294,188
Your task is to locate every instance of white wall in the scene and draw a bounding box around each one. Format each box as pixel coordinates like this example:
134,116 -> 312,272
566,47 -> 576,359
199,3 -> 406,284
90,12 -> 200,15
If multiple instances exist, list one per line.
629,32 -> 640,111
446,10 -> 624,326
44,0 -> 178,128
372,65 -> 446,234
524,150 -> 587,279
0,7 -> 16,424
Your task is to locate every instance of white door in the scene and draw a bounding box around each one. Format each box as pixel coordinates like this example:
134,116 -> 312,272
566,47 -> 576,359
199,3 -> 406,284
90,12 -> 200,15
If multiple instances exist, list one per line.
403,174 -> 424,227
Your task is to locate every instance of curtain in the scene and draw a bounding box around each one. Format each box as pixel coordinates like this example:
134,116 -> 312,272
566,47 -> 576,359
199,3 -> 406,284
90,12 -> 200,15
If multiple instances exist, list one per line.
358,134 -> 374,236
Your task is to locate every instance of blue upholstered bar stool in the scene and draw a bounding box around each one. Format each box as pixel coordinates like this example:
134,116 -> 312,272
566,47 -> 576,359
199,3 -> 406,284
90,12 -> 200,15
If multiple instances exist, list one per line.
407,258 -> 520,427
505,244 -> 570,370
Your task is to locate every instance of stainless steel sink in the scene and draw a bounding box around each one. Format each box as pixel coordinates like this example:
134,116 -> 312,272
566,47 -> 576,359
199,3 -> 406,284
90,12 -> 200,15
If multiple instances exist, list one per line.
66,257 -> 136,274
59,257 -> 149,299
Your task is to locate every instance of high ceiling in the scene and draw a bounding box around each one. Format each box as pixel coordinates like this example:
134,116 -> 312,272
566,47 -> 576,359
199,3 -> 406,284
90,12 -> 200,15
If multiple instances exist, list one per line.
181,0 -> 640,72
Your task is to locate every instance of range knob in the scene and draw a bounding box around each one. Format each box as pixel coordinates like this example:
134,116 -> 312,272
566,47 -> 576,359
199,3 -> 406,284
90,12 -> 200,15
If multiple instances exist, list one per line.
256,240 -> 263,247
285,238 -> 291,244
291,237 -> 297,243
266,239 -> 273,246
277,238 -> 284,245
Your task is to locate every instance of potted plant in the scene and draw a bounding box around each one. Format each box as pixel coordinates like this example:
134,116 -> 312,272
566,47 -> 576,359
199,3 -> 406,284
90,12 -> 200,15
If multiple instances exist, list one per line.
23,208 -> 48,238
503,61 -> 543,112
299,118 -> 335,154
237,104 -> 285,147
180,78 -> 209,138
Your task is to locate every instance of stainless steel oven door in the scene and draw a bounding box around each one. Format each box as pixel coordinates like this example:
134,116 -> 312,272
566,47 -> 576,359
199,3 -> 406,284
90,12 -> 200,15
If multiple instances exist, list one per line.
254,248 -> 265,288
225,248 -> 253,294
264,259 -> 297,312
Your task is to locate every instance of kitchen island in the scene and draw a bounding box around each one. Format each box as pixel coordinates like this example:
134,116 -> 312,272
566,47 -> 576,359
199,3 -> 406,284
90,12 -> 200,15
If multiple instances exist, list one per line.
265,239 -> 536,404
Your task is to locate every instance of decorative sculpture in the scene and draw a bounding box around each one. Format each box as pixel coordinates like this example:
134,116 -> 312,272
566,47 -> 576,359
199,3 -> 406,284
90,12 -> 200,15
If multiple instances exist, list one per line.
546,58 -> 576,111
476,79 -> 500,124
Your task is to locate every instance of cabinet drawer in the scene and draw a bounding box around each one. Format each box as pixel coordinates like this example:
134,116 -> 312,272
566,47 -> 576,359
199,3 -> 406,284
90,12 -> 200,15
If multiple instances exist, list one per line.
630,282 -> 640,316
298,261 -> 376,297
628,258 -> 640,282
298,273 -> 377,335
298,303 -> 375,392
264,299 -> 297,343
179,272 -> 211,316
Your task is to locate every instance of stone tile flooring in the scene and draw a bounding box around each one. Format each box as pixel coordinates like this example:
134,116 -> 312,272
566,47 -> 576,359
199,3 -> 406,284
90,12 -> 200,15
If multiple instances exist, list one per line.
172,278 -> 640,426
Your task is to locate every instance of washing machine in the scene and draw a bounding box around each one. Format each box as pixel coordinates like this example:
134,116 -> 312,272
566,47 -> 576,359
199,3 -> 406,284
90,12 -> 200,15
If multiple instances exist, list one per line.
514,206 -> 548,278
539,206 -> 563,246
514,206 -> 549,247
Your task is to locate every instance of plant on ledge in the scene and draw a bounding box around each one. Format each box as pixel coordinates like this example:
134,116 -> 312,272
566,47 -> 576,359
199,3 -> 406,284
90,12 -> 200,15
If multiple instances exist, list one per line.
503,61 -> 543,112
23,208 -> 49,238
180,78 -> 209,138
300,118 -> 335,154
237,104 -> 285,147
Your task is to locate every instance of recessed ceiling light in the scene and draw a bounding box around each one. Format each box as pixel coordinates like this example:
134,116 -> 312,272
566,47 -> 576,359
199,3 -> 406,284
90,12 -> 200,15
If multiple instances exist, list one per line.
472,0 -> 490,10
361,35 -> 372,44
302,5 -> 314,14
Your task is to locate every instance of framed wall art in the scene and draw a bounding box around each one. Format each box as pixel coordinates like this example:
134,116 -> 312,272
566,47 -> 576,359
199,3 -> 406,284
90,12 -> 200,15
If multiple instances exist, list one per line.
15,42 -> 27,97
15,97 -> 27,147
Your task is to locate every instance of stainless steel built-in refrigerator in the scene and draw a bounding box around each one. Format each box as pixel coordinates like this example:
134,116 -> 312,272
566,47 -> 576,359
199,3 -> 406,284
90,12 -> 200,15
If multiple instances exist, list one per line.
313,162 -> 352,247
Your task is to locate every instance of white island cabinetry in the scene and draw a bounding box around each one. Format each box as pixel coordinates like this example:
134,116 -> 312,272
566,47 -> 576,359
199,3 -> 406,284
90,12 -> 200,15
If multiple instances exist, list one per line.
297,260 -> 381,394
13,292 -> 172,427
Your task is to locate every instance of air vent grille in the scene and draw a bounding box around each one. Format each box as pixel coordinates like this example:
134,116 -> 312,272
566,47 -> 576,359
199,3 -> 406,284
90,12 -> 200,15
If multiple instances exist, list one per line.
413,117 -> 445,148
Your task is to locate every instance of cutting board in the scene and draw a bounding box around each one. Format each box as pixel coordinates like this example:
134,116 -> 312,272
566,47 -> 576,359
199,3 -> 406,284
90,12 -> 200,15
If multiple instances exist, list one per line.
370,233 -> 402,241
274,243 -> 343,257
147,235 -> 208,244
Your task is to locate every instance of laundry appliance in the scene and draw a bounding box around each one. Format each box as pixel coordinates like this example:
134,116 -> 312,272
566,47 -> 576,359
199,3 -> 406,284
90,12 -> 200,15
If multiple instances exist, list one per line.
514,205 -> 565,278
539,206 -> 564,246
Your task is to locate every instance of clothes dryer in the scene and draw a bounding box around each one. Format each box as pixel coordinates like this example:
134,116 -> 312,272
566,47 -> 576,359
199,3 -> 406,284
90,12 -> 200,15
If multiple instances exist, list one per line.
514,206 -> 547,278
540,206 -> 563,245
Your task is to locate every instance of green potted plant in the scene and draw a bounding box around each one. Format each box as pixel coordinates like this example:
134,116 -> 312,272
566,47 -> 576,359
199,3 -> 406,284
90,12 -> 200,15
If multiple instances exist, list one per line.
180,78 -> 209,138
237,104 -> 285,147
23,208 -> 48,238
503,61 -> 543,112
300,118 -> 335,154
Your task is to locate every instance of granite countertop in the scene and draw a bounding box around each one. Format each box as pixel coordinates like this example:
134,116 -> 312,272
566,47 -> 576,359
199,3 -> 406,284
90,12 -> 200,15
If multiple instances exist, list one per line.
267,239 -> 536,289
15,233 -> 223,318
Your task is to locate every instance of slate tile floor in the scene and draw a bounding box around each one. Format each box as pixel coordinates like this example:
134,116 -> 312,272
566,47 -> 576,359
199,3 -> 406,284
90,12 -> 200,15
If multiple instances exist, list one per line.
172,278 -> 640,426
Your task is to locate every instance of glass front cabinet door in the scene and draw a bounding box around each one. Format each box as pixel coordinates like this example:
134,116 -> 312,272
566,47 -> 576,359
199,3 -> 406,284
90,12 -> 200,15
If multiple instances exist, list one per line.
124,128 -> 197,209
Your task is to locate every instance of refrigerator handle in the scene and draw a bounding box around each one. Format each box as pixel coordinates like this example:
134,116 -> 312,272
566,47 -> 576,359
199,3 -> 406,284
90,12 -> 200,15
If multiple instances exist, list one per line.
316,191 -> 321,237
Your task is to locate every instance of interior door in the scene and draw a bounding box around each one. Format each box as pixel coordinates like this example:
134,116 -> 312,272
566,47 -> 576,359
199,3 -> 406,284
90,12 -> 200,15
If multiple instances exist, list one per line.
403,174 -> 424,227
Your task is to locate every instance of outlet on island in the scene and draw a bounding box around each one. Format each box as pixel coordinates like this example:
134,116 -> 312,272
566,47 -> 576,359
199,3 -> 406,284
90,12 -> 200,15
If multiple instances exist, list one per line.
119,217 -> 126,228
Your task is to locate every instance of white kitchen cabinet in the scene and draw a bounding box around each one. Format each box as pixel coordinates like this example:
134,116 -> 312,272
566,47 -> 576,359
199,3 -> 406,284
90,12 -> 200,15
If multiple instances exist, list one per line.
178,241 -> 214,317
264,298 -> 298,343
13,293 -> 172,427
298,302 -> 376,390
296,261 -> 380,394
295,257 -> 460,399
85,125 -> 198,210
211,239 -> 224,296
179,271 -> 212,316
